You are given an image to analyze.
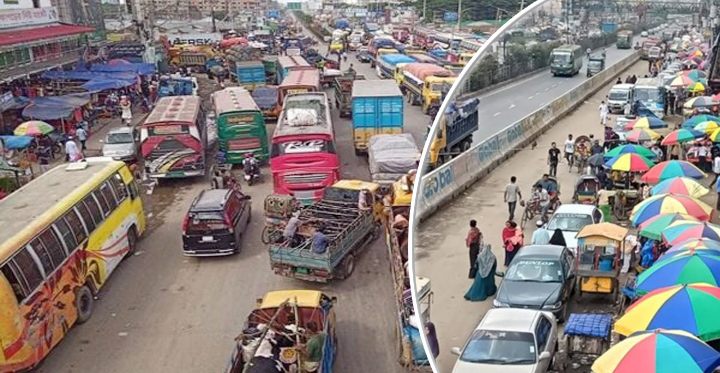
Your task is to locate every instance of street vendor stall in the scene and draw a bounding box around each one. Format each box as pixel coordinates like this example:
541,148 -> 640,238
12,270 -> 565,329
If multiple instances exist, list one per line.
575,223 -> 628,299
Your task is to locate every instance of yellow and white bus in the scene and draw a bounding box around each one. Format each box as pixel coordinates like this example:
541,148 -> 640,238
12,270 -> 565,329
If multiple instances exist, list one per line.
0,157 -> 145,372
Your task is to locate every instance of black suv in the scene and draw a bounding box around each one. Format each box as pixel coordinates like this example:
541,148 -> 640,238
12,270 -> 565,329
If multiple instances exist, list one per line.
182,189 -> 251,256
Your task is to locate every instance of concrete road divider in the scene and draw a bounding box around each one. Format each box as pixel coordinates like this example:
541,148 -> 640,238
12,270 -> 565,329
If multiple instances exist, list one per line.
415,50 -> 641,222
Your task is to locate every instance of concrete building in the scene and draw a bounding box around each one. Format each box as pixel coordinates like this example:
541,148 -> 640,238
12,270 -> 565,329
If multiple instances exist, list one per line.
153,0 -> 259,16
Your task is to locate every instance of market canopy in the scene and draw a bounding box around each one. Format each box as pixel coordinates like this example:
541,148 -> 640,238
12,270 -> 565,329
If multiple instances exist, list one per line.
22,93 -> 92,120
0,135 -> 33,150
81,77 -> 136,91
88,62 -> 155,75
42,70 -> 138,82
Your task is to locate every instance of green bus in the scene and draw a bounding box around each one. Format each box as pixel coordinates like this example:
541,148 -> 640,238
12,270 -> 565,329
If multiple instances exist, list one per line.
550,45 -> 583,77
212,87 -> 268,163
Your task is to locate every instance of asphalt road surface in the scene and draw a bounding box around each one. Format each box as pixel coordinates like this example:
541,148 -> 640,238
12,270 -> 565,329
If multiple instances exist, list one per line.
37,39 -> 428,373
471,42 -> 644,144
414,60 -> 650,373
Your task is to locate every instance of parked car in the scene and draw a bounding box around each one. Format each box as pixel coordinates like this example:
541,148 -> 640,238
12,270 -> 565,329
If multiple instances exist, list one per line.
356,47 -> 372,63
101,127 -> 139,162
541,204 -> 603,252
450,308 -> 560,373
182,189 -> 251,256
493,245 -> 576,322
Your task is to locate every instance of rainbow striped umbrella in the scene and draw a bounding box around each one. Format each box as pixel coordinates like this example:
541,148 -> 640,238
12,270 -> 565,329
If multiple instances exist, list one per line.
685,97 -> 719,110
13,120 -> 54,136
638,213 -> 700,239
665,238 -> 720,256
615,284 -> 720,341
651,177 -> 709,198
603,144 -> 657,160
624,116 -> 667,130
626,128 -> 660,143
708,128 -> 720,143
636,253 -> 720,295
604,153 -> 655,172
693,121 -> 720,134
641,161 -> 707,184
661,129 -> 705,145
630,194 -> 713,226
683,69 -> 708,80
592,329 -> 720,373
682,115 -> 720,128
671,75 -> 697,87
662,221 -> 720,246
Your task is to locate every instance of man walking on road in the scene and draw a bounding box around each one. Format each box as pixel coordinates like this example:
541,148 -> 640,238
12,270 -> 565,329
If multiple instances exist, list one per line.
599,101 -> 609,126
504,176 -> 522,221
75,126 -> 88,152
564,134 -> 575,168
548,142 -> 560,177
466,220 -> 482,278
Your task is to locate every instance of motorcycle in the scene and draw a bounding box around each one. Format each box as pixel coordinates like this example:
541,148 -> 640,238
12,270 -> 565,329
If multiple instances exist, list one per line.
243,160 -> 261,186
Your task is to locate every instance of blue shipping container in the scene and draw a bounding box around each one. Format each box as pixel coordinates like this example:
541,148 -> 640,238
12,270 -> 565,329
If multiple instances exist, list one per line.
352,95 -> 403,128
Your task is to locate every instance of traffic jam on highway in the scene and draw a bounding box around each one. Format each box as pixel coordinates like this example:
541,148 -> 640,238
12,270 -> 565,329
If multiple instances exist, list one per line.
0,3 -> 503,373
415,9 -> 720,373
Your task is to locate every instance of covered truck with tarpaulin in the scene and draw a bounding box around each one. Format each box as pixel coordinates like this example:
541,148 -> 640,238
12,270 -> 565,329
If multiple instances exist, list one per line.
141,96 -> 207,178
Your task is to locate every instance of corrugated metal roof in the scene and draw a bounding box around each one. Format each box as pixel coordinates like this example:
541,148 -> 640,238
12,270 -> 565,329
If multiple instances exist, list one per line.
0,24 -> 95,47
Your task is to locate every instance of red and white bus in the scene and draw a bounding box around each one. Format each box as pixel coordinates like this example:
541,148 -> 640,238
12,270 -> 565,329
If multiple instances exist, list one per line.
141,96 -> 207,178
270,92 -> 339,204
276,69 -> 321,113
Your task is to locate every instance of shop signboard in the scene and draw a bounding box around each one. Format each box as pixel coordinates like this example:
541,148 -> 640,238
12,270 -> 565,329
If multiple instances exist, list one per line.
0,7 -> 59,29
162,32 -> 223,46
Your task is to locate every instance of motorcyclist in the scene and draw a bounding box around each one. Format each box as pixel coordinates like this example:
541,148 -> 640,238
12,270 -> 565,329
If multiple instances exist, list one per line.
243,152 -> 260,178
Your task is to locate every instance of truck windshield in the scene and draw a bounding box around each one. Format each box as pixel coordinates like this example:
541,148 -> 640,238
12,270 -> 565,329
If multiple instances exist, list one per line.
619,35 -> 630,42
552,53 -> 572,64
588,61 -> 602,69
635,87 -> 662,102
609,91 -> 629,101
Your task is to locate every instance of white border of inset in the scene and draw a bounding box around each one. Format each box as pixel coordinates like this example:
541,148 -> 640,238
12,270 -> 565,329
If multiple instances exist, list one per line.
408,0 -> 554,371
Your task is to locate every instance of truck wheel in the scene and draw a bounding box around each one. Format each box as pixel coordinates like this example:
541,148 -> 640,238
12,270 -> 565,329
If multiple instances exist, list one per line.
461,141 -> 472,152
337,255 -> 355,280
75,285 -> 94,324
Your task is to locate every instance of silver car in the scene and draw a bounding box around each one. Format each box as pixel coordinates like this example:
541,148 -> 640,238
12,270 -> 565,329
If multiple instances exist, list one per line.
101,127 -> 139,162
451,308 -> 559,373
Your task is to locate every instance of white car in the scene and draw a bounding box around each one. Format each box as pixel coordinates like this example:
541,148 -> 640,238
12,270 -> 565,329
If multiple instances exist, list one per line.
542,204 -> 603,252
450,309 -> 559,373
641,31 -> 649,37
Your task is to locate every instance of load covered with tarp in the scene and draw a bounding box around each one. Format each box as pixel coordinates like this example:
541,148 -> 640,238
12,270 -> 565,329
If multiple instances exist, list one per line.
251,86 -> 278,110
22,94 -> 92,120
225,45 -> 264,62
444,97 -> 480,122
367,134 -> 420,184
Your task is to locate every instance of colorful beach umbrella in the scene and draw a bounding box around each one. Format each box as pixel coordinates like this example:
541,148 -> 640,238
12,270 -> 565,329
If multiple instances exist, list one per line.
641,161 -> 707,183
682,115 -> 720,128
708,128 -> 720,143
684,97 -> 719,110
630,194 -> 713,227
591,329 -> 720,373
604,153 -> 654,172
661,129 -> 704,145
638,213 -> 700,240
636,253 -> 720,294
615,284 -> 720,341
671,75 -> 696,87
683,69 -> 708,80
603,144 -> 657,160
665,238 -> 720,256
691,50 -> 704,57
662,221 -> 720,246
624,116 -> 667,130
13,120 -> 54,136
694,121 -> 720,134
687,82 -> 706,93
651,177 -> 709,198
626,128 -> 660,143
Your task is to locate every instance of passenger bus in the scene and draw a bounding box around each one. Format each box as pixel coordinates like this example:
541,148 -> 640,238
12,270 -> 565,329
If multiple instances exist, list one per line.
141,95 -> 207,178
212,87 -> 268,163
0,158 -> 145,372
276,69 -> 321,114
550,45 -> 583,76
276,56 -> 314,83
270,92 -> 339,204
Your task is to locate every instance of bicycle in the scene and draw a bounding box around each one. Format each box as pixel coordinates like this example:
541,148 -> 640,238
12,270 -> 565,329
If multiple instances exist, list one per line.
261,225 -> 284,245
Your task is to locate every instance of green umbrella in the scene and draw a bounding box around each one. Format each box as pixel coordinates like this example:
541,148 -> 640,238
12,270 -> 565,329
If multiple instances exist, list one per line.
603,144 -> 657,160
638,213 -> 700,240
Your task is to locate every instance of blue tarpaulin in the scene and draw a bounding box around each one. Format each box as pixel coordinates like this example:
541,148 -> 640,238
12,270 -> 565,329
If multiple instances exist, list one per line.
90,62 -> 155,75
42,70 -> 138,82
22,94 -> 91,120
81,77 -> 136,91
251,86 -> 278,110
0,135 -> 33,150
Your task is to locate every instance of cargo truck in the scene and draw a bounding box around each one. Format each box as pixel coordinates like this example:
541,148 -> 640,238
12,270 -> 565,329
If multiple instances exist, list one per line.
377,53 -> 416,79
333,73 -> 366,118
400,63 -> 456,114
268,180 -> 382,282
229,60 -> 267,90
367,134 -> 420,184
617,30 -> 633,49
351,80 -> 404,154
427,98 -> 480,169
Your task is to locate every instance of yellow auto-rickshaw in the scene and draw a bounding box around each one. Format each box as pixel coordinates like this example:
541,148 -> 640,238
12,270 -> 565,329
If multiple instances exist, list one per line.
575,223 -> 628,300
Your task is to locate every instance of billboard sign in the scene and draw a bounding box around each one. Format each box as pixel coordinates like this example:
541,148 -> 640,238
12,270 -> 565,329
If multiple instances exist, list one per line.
443,12 -> 458,22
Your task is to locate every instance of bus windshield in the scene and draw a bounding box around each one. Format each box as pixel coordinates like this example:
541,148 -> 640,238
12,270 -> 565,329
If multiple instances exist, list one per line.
635,87 -> 662,102
552,52 -> 572,64
271,139 -> 336,156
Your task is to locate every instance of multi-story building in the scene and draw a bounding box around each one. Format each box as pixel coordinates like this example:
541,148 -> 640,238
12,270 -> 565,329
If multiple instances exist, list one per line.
153,0 -> 259,16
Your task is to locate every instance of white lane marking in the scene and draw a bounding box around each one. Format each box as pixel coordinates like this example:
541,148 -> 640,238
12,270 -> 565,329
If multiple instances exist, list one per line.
544,87 -> 550,91
509,103 -> 516,109
527,95 -> 535,100
493,112 -> 501,117
551,84 -> 558,88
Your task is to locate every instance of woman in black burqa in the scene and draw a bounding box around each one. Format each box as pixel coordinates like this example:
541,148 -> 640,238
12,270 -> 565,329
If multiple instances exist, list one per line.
549,228 -> 567,247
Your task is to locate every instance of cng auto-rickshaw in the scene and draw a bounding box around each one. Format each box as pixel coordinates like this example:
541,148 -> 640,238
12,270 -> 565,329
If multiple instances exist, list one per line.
575,223 -> 628,300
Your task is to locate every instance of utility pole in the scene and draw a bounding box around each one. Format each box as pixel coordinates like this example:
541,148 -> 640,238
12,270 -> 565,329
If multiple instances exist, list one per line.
423,0 -> 426,22
456,0 -> 462,32
520,0 -> 525,12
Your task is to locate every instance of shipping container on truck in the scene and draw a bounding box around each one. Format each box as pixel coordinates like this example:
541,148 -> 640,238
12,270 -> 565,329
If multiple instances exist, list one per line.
351,80 -> 404,154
